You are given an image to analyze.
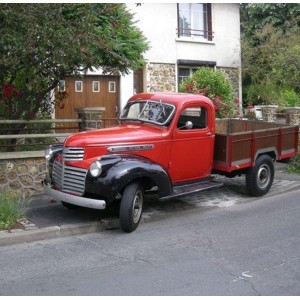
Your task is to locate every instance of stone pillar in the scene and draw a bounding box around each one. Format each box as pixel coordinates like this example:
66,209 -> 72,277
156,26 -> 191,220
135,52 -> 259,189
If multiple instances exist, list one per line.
75,107 -> 106,131
261,105 -> 278,122
285,107 -> 300,125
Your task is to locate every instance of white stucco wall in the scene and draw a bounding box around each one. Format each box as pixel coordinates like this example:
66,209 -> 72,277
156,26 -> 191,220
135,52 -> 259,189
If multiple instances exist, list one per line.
213,4 -> 241,67
125,3 -> 241,66
121,3 -> 241,108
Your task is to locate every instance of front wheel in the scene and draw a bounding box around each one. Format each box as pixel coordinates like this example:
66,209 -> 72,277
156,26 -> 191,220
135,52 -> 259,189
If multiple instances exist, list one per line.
120,182 -> 144,233
246,155 -> 274,197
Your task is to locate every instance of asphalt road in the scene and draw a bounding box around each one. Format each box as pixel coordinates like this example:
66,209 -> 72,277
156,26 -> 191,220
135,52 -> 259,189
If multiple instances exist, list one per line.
0,188 -> 299,296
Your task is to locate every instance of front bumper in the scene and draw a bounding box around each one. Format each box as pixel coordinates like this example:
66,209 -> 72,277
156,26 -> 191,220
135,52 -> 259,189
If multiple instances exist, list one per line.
44,180 -> 106,210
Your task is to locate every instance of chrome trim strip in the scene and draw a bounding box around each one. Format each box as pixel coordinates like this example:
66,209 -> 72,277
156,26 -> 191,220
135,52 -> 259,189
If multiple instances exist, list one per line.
281,148 -> 296,155
231,158 -> 252,166
107,144 -> 154,153
44,182 -> 106,210
254,147 -> 278,161
63,147 -> 84,161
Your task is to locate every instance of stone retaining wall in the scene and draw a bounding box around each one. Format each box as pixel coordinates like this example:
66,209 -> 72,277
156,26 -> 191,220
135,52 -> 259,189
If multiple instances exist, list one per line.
0,152 -> 46,196
0,107 -> 106,196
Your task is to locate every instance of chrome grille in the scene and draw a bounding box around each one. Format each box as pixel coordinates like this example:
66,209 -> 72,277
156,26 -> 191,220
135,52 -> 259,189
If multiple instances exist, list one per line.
52,160 -> 87,196
63,147 -> 84,161
52,160 -> 63,190
62,165 -> 87,195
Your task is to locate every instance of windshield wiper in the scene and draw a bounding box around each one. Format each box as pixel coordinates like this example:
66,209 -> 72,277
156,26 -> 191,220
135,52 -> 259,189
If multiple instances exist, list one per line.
137,100 -> 149,120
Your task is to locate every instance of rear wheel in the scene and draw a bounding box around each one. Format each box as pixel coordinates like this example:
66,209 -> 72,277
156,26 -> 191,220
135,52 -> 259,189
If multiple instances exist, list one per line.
246,155 -> 274,197
120,182 -> 144,233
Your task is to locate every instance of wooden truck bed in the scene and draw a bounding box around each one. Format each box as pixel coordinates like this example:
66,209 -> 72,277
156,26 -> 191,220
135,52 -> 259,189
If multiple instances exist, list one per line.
213,119 -> 299,173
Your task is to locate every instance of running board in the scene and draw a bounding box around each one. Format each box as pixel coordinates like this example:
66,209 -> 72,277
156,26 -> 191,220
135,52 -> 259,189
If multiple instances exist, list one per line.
160,180 -> 223,201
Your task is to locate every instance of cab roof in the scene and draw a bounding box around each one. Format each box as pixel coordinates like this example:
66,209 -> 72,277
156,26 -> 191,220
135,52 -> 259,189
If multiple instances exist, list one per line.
128,92 -> 214,108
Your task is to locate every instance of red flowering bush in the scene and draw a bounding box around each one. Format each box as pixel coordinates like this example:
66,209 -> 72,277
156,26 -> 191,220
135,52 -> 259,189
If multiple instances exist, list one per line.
3,84 -> 20,99
1,82 -> 68,119
0,81 -> 68,151
179,67 -> 239,119
244,103 -> 257,120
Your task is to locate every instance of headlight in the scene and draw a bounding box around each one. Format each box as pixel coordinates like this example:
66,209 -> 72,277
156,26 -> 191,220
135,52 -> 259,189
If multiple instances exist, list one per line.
45,147 -> 53,162
90,160 -> 102,177
45,144 -> 63,162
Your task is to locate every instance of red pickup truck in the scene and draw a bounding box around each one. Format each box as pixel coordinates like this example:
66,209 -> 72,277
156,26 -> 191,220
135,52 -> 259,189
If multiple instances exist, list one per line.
44,93 -> 299,232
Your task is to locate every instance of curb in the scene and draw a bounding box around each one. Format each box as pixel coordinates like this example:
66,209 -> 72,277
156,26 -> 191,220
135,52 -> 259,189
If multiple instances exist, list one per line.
0,221 -> 110,247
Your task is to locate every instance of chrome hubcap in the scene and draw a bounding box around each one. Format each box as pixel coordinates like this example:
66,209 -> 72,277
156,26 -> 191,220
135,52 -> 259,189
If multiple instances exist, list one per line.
257,164 -> 270,189
132,190 -> 143,223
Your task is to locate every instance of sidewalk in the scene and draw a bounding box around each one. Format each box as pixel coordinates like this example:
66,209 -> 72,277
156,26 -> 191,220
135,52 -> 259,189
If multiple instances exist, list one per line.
1,162 -> 300,246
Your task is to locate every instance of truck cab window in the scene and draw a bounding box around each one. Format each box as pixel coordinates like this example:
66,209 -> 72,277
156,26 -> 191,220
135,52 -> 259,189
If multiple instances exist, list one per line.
177,107 -> 207,130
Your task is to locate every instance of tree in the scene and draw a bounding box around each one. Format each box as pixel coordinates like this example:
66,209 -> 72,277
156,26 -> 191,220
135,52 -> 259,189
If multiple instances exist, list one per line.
0,3 -> 148,120
241,4 -> 300,106
241,3 -> 300,36
0,3 -> 148,150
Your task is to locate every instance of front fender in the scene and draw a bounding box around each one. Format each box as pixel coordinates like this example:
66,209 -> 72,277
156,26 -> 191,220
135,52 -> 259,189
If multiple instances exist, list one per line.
85,154 -> 172,204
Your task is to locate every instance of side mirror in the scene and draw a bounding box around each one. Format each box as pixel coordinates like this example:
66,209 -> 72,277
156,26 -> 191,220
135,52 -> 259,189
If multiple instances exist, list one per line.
178,120 -> 193,130
185,121 -> 193,129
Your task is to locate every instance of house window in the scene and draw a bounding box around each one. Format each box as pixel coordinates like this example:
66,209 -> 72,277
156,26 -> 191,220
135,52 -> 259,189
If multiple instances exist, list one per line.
178,60 -> 216,88
177,3 -> 212,41
75,81 -> 83,92
178,67 -> 198,86
93,81 -> 100,92
58,80 -> 65,92
109,81 -> 116,93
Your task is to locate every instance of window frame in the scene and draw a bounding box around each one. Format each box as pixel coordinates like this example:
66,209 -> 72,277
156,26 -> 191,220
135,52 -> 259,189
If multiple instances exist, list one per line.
178,67 -> 199,86
58,80 -> 65,92
177,3 -> 212,41
92,81 -> 100,93
75,81 -> 83,93
177,106 -> 208,131
109,81 -> 116,93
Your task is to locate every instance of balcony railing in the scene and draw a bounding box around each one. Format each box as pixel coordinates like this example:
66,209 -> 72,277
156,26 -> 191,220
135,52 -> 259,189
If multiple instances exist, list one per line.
177,28 -> 214,41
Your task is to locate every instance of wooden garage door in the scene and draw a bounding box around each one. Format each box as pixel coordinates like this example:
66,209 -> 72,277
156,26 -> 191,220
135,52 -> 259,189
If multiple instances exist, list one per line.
55,75 -> 120,129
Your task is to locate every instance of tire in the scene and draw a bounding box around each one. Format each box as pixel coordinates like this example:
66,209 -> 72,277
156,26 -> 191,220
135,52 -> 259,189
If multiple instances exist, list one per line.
61,201 -> 79,210
120,182 -> 144,233
246,155 -> 274,197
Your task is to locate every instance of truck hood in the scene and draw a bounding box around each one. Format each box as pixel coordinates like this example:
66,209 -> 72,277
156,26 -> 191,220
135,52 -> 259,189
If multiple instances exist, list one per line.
64,124 -> 164,148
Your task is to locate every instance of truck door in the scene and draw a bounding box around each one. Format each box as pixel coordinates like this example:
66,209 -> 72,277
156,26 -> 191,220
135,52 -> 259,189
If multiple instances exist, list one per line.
168,105 -> 214,183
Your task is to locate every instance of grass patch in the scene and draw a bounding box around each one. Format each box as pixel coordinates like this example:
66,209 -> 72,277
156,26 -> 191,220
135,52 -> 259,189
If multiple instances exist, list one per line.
287,141 -> 300,175
0,190 -> 29,230
287,155 -> 300,174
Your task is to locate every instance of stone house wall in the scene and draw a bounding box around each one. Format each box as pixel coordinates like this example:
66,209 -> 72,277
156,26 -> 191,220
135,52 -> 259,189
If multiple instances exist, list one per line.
147,63 -> 176,93
147,63 -> 240,99
217,67 -> 240,98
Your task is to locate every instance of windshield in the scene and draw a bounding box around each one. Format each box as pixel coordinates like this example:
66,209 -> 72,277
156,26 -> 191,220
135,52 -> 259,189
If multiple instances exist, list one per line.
120,100 -> 175,126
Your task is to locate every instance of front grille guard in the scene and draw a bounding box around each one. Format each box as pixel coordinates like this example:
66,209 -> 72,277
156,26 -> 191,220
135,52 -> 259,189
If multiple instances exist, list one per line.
52,158 -> 88,196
